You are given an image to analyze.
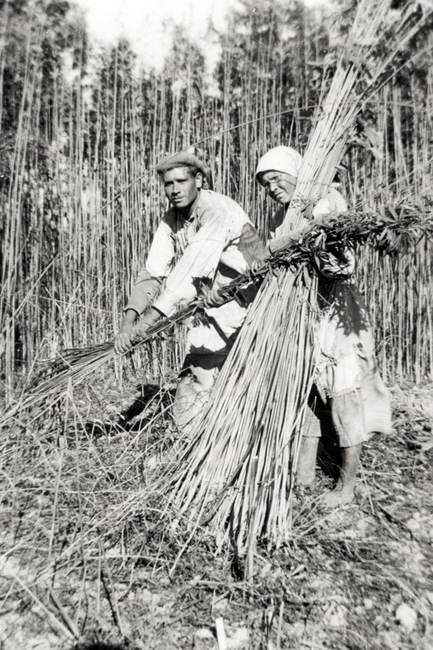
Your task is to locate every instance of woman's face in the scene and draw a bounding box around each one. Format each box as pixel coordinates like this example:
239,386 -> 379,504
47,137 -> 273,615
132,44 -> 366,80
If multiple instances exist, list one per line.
259,170 -> 297,205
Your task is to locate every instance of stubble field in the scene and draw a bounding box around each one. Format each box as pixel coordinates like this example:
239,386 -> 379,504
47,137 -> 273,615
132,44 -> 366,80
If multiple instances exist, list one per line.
1,372 -> 432,650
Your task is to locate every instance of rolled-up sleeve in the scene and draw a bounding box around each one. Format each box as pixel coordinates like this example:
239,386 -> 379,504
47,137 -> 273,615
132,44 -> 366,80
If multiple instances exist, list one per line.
125,270 -> 162,315
312,188 -> 347,218
125,217 -> 175,315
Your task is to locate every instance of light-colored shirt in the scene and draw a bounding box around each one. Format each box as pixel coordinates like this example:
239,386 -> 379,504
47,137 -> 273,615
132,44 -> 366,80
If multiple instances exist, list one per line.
127,189 -> 263,319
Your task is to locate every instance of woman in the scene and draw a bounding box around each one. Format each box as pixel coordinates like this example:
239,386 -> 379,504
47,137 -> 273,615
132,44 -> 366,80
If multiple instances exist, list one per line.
256,145 -> 392,507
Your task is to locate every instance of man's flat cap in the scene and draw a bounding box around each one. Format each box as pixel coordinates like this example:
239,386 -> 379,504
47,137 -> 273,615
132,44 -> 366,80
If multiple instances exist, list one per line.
155,151 -> 207,177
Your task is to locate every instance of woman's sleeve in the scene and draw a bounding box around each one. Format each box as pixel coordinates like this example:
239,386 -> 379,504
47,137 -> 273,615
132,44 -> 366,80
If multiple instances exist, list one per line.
313,190 -> 355,278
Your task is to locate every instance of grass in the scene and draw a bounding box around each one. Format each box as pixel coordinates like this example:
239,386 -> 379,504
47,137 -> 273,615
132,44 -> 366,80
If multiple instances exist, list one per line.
1,373 -> 432,649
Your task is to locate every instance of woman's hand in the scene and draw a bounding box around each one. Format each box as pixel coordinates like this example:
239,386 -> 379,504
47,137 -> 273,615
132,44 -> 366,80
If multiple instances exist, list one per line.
249,245 -> 272,274
268,229 -> 302,253
319,248 -> 355,278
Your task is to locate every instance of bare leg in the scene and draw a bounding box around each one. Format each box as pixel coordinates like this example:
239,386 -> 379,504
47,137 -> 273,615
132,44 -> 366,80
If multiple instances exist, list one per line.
297,399 -> 322,486
297,437 -> 319,486
322,442 -> 363,507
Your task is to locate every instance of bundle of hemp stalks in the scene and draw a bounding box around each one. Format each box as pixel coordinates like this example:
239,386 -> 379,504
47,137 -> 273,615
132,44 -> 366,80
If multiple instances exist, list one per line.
149,0 -> 432,564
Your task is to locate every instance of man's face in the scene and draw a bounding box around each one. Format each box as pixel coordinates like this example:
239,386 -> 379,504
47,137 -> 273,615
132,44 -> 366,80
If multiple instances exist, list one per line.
259,170 -> 297,205
163,167 -> 202,210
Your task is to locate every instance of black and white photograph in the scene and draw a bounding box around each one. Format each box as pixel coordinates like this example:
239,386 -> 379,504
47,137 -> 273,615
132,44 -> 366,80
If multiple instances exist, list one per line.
1,0 -> 432,648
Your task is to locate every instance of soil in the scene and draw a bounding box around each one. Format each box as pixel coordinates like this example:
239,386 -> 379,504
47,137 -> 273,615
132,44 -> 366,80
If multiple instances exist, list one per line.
1,370 -> 432,650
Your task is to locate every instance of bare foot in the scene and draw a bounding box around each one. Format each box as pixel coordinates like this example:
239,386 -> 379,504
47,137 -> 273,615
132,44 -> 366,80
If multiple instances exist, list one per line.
321,486 -> 355,508
320,443 -> 363,507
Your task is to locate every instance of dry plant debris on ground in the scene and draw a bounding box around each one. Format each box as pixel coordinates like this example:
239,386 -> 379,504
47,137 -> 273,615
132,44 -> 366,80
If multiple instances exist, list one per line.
1,373 -> 432,650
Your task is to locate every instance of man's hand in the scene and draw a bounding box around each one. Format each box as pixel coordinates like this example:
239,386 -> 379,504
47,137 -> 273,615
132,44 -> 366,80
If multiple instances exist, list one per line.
132,307 -> 162,341
114,309 -> 137,354
203,287 -> 225,309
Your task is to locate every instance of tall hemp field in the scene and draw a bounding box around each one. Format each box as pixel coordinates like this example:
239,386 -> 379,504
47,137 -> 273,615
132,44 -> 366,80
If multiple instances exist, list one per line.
0,0 -> 432,406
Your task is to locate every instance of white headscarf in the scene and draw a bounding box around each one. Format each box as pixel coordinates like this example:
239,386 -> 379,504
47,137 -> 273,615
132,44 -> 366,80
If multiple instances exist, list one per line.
256,146 -> 303,182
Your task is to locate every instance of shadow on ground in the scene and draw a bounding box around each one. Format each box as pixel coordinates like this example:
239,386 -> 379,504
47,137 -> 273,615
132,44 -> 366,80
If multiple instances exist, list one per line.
85,383 -> 176,437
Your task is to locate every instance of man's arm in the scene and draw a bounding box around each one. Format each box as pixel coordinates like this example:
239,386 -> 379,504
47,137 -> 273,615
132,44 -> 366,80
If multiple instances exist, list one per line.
115,216 -> 175,353
124,270 -> 162,316
114,305 -> 163,354
115,308 -> 139,354
116,208 -> 231,350
152,206 -> 231,317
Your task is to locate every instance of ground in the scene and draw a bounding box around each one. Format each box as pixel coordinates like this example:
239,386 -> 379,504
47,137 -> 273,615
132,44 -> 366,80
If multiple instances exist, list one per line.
1,367 -> 432,650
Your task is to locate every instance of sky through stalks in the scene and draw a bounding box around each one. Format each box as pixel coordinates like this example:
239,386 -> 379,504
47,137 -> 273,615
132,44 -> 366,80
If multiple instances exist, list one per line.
73,0 -> 330,70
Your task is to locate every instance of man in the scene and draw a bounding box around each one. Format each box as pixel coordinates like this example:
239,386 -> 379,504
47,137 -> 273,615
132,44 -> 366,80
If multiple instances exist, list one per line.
115,151 -> 264,434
